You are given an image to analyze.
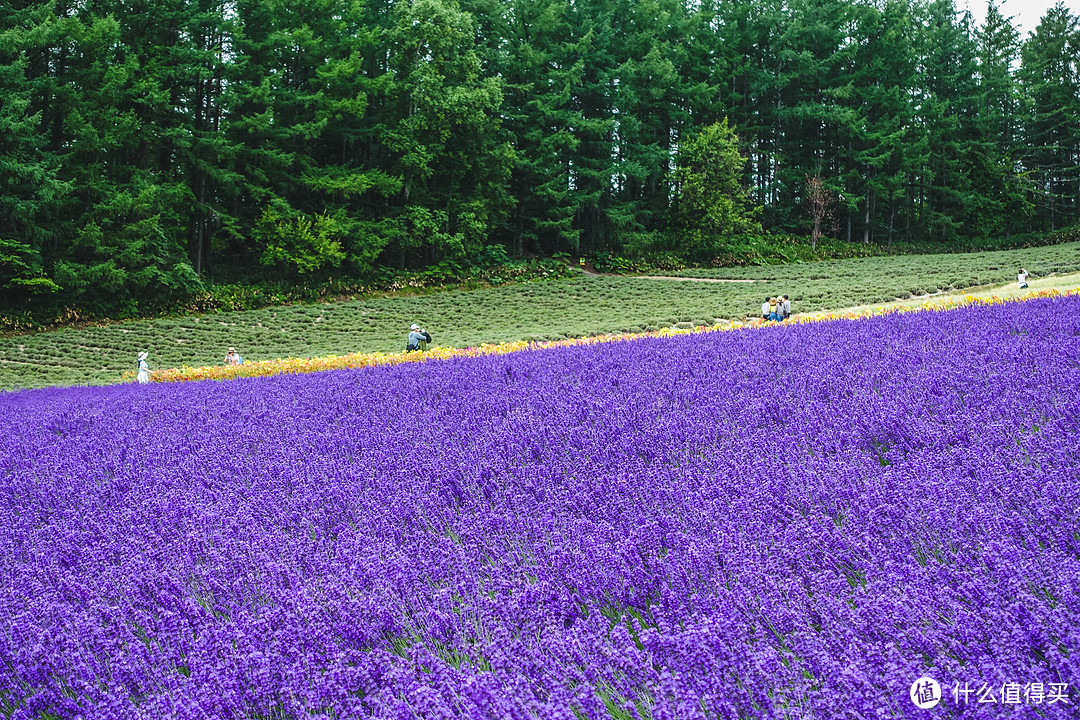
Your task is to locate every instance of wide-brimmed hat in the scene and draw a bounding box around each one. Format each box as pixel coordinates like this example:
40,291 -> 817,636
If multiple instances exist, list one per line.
138,351 -> 148,360
228,347 -> 235,352
410,324 -> 420,330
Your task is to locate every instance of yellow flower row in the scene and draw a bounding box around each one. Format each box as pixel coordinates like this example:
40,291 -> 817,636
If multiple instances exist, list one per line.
133,287 -> 1077,384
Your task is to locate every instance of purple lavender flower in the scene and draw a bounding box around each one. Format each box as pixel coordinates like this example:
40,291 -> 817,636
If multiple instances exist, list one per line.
1,297 -> 1077,718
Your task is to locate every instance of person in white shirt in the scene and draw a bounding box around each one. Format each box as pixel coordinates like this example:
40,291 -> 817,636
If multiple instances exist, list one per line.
136,351 -> 150,384
761,297 -> 771,321
1018,268 -> 1029,289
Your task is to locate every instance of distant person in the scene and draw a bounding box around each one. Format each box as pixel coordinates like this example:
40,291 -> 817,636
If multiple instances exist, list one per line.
406,323 -> 432,352
225,347 -> 242,365
782,294 -> 791,320
761,297 -> 771,321
136,351 -> 150,384
768,297 -> 782,322
1018,268 -> 1029,289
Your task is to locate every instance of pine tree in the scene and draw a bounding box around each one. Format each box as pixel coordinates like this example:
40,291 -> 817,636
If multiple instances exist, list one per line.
229,0 -> 399,275
42,3 -> 200,310
1019,3 -> 1080,231
0,3 -> 66,302
970,1 -> 1029,238
914,0 -> 982,242
465,0 -> 584,256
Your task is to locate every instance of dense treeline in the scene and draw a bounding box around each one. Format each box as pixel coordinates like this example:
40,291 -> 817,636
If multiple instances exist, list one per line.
1,0 -> 1078,313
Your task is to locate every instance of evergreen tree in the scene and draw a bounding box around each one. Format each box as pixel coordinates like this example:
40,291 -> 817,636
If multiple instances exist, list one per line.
381,0 -> 512,265
46,3 -> 200,310
970,1 -> 1029,238
605,0 -> 693,251
229,0 -> 399,276
771,0 -> 861,235
714,0 -> 787,223
469,0 -> 584,255
563,0 -> 618,252
914,0 -> 983,242
0,3 -> 66,301
5,0 -> 1079,311
1019,3 -> 1080,231
840,0 -> 918,244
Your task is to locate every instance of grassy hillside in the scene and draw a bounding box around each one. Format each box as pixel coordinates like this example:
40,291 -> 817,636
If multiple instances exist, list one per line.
3,242 -> 1079,390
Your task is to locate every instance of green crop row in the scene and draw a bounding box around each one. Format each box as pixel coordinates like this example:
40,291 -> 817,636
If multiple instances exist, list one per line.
2,242 -> 1079,390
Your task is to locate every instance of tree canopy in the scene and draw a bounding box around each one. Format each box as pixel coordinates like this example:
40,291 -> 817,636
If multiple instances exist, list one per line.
1,0 -> 1078,312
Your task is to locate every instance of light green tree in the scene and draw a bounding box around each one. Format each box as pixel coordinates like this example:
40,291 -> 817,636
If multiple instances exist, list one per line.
671,118 -> 761,257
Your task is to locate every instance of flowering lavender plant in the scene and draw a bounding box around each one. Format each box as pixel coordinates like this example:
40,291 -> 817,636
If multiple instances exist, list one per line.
1,296 -> 1077,719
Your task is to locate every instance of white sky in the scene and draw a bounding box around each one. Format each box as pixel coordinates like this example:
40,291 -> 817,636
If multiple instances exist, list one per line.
962,0 -> 1074,36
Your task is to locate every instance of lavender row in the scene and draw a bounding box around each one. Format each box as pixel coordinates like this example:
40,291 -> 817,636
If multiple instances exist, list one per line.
1,296 -> 1079,719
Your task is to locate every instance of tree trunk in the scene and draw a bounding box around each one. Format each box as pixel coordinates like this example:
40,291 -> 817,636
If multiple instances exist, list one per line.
190,172 -> 209,274
863,188 -> 871,245
887,201 -> 896,246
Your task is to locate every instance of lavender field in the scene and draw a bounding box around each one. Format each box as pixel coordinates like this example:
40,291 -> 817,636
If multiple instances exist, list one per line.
2,297 -> 1079,719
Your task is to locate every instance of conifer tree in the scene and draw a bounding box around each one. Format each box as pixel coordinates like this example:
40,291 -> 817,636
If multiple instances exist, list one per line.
1019,3 -> 1080,232
0,4 -> 66,301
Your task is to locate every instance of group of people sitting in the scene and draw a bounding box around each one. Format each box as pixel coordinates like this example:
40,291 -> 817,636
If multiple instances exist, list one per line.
761,295 -> 791,322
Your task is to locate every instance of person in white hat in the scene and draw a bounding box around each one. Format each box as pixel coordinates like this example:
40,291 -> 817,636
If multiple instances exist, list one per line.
406,323 -> 432,352
224,346 -> 242,365
136,351 -> 150,384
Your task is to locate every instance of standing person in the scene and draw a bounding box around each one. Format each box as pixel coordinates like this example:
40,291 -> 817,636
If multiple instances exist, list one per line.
782,295 -> 791,320
406,323 -> 432,352
1018,268 -> 1029,289
136,351 -> 150,384
225,347 -> 242,365
761,297 -> 771,321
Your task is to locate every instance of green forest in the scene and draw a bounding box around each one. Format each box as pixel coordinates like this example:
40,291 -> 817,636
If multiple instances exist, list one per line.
2,0 -> 1079,318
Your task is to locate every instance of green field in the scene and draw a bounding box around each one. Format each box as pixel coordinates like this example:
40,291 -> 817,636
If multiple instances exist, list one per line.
3,243 -> 1079,390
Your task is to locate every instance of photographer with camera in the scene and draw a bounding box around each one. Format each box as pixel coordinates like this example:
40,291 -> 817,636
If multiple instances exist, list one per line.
406,323 -> 432,352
